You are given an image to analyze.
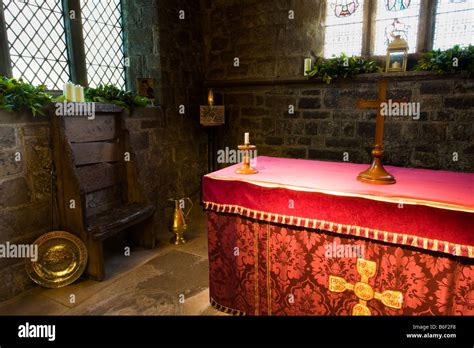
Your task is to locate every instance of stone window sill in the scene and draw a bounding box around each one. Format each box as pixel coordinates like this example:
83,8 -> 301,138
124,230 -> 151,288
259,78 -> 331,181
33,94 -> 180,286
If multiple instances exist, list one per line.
205,71 -> 471,88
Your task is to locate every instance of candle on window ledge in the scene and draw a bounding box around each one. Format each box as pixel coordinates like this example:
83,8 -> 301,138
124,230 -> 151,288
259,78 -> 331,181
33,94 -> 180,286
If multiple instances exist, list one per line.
70,85 -> 77,102
74,85 -> 84,103
207,89 -> 214,106
244,132 -> 249,145
304,58 -> 312,76
64,82 -> 74,101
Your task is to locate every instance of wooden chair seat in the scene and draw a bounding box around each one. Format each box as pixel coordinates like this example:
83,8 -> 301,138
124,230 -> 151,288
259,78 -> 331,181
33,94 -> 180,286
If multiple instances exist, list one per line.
87,203 -> 155,240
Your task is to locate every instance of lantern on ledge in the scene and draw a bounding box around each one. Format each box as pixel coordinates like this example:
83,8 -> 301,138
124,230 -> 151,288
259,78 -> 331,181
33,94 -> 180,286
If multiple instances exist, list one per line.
385,35 -> 408,73
200,89 -> 225,126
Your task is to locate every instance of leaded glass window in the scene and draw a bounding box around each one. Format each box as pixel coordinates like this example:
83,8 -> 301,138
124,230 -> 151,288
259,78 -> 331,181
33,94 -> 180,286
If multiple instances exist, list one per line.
385,0 -> 412,12
373,0 -> 421,55
81,0 -> 125,89
433,0 -> 474,50
324,0 -> 365,57
3,0 -> 70,90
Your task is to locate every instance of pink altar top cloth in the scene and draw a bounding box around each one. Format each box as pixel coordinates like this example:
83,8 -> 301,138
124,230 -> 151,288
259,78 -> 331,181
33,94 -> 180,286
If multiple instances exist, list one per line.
202,156 -> 474,258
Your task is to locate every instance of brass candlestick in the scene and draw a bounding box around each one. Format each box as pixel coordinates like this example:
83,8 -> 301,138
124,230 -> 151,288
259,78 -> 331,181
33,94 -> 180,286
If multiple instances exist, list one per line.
235,144 -> 258,174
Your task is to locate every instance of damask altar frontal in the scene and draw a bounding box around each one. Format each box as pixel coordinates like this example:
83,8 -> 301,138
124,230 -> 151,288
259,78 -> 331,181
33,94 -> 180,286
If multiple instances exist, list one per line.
202,156 -> 474,316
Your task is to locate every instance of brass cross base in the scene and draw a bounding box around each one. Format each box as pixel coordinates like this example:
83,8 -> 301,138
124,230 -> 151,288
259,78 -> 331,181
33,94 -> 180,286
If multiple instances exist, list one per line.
357,146 -> 396,185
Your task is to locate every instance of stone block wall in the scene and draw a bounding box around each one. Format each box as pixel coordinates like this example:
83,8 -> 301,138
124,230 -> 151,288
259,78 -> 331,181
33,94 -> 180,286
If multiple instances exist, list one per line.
0,113 -> 53,300
122,0 -> 208,231
124,108 -> 207,238
211,75 -> 474,172
202,0 -> 325,80
122,0 -> 162,93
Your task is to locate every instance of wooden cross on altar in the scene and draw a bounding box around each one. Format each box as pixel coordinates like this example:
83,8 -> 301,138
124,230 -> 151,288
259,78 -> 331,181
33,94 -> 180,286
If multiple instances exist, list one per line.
357,79 -> 398,184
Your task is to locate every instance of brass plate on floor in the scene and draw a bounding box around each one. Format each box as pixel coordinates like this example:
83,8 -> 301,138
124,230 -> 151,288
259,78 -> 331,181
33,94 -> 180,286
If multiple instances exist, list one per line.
26,231 -> 88,288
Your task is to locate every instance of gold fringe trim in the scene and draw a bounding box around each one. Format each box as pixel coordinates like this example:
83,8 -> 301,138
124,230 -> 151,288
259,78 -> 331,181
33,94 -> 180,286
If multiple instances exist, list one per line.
210,297 -> 246,316
203,201 -> 474,259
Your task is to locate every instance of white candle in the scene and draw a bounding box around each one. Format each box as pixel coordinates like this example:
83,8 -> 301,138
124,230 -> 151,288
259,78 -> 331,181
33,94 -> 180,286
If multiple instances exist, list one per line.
392,61 -> 401,69
74,85 -> 84,102
304,58 -> 312,76
64,82 -> 74,101
244,132 -> 249,145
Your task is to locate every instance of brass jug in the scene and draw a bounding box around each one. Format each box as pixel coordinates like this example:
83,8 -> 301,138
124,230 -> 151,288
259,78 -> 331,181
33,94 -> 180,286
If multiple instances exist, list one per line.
169,197 -> 193,245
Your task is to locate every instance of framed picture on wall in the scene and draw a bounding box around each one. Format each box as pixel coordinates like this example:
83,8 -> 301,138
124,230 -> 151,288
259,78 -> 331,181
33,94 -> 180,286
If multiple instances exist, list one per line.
137,78 -> 156,103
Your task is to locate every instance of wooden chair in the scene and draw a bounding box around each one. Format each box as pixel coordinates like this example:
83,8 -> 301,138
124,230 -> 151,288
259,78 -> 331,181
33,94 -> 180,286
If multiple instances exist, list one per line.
50,104 -> 155,280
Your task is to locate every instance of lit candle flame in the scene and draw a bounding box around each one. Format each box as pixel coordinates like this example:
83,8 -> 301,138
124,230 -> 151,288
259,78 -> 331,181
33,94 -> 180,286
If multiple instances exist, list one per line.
208,89 -> 214,106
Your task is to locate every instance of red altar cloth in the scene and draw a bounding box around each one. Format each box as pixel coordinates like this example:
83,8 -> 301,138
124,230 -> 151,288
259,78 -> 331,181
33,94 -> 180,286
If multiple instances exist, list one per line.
203,157 -> 474,316
206,211 -> 474,316
203,156 -> 474,258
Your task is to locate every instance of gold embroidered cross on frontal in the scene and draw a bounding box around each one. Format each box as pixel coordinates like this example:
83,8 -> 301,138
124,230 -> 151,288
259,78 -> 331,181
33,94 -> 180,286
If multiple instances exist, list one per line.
328,258 -> 403,316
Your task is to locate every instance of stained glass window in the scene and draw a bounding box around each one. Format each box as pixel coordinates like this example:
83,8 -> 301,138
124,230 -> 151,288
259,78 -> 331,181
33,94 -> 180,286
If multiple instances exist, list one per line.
324,0 -> 365,57
81,0 -> 126,89
2,0 -> 70,90
433,0 -> 474,50
386,0 -> 411,12
373,0 -> 421,55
